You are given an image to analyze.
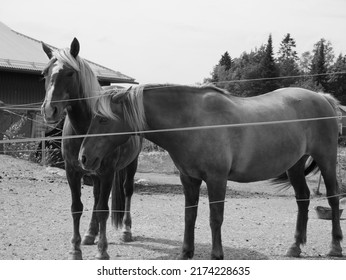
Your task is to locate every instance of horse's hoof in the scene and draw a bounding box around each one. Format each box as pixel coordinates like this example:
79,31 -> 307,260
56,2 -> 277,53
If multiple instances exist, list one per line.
328,245 -> 343,257
96,252 -> 110,260
82,234 -> 96,245
121,232 -> 133,242
178,250 -> 194,260
211,254 -> 224,260
286,246 -> 301,258
177,254 -> 189,260
69,250 -> 83,260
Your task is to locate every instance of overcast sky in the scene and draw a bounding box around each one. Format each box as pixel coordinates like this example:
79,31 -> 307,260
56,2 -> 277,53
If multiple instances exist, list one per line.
1,0 -> 346,84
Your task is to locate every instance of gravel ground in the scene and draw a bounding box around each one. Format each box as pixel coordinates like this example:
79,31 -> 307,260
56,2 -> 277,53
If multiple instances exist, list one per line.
1,154 -> 346,260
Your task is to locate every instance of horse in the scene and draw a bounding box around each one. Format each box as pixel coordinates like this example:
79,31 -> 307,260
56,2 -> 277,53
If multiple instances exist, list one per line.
41,38 -> 142,260
78,84 -> 343,259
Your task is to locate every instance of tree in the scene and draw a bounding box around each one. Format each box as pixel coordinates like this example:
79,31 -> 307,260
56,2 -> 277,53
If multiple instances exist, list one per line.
313,38 -> 335,68
329,54 -> 346,104
299,51 -> 312,74
228,47 -> 266,96
278,33 -> 298,61
219,51 -> 232,71
277,33 -> 300,87
258,34 -> 280,93
207,52 -> 233,84
311,39 -> 328,90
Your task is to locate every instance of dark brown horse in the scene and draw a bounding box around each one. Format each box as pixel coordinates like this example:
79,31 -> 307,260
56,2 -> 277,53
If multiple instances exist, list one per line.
41,38 -> 141,259
79,84 -> 343,259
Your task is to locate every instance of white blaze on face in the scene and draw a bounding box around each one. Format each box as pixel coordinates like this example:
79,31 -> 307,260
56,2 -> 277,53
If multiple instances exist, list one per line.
43,61 -> 65,120
46,61 -> 64,103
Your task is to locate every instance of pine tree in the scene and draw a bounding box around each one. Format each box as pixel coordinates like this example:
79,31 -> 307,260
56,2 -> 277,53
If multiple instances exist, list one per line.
277,33 -> 300,87
259,34 -> 280,93
311,39 -> 328,90
219,51 -> 232,71
278,33 -> 298,61
207,52 -> 232,85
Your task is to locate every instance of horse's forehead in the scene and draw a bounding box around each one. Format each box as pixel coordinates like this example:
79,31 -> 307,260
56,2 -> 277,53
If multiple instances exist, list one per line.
50,60 -> 66,76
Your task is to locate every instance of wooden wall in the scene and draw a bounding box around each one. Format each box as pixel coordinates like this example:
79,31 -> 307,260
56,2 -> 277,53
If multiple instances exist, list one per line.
0,70 -> 45,105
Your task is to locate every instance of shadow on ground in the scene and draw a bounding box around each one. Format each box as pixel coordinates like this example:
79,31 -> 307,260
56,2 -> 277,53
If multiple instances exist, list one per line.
108,235 -> 269,260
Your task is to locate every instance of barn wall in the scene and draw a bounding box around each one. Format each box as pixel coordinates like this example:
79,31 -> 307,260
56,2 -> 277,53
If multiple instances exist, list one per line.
0,70 -> 45,105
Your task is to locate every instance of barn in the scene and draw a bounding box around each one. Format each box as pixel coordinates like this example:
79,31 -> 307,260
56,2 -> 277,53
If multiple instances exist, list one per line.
0,21 -> 136,149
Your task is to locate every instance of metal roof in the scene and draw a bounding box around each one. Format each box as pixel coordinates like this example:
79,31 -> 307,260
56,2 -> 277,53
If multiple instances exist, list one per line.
0,21 -> 136,83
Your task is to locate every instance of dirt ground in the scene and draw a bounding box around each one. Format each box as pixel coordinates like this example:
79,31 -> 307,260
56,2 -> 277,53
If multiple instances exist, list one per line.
1,154 -> 346,260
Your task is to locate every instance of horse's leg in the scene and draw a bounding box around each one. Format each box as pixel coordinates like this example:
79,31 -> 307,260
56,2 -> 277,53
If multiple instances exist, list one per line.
206,177 -> 227,260
95,176 -> 113,260
286,156 -> 310,257
82,175 -> 100,245
66,167 -> 83,260
122,158 -> 138,242
179,174 -> 202,260
318,161 -> 343,256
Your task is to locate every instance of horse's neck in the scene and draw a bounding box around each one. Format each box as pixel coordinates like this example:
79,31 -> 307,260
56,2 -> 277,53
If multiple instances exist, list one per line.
67,99 -> 91,134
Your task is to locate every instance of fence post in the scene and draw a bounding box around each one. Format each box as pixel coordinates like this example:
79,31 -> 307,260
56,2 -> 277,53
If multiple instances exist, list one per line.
0,133 -> 4,154
41,131 -> 46,166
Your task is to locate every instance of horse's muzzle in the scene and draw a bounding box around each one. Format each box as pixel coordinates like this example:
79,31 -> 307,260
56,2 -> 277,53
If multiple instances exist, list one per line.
78,148 -> 101,172
42,102 -> 59,124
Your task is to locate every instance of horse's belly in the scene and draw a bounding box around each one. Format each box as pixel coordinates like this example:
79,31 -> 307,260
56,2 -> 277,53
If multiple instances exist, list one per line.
229,165 -> 288,183
228,140 -> 306,183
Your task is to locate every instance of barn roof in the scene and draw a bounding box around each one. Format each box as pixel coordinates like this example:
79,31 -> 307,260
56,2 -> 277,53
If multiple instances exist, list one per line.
0,21 -> 136,84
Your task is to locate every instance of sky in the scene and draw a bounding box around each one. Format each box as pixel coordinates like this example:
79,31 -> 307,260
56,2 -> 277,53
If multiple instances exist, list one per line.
1,0 -> 346,84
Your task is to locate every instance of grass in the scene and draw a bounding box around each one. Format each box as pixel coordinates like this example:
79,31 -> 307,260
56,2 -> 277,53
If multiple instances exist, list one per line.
137,151 -> 178,174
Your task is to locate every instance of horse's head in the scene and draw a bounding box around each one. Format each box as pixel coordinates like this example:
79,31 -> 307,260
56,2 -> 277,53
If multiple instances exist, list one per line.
79,88 -> 138,171
41,38 -> 81,123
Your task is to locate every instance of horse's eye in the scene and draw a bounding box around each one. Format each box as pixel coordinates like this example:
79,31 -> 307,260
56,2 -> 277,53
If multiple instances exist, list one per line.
66,71 -> 74,77
99,117 -> 109,124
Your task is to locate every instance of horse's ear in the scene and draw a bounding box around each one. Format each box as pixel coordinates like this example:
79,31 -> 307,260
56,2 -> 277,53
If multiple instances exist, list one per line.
42,42 -> 53,59
111,87 -> 132,103
70,37 -> 80,58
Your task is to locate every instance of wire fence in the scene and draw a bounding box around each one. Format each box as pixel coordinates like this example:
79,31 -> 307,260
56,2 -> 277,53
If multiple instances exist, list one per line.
1,72 -> 346,176
1,72 -> 346,210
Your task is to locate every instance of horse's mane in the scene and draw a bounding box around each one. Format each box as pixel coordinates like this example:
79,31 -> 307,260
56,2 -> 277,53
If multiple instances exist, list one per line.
142,83 -> 231,96
50,48 -> 102,111
95,85 -> 147,132
94,83 -> 229,132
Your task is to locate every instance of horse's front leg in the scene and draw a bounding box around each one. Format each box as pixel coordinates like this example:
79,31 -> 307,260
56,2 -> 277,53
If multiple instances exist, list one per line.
179,174 -> 202,260
121,158 -> 137,242
66,168 -> 84,260
95,177 -> 113,260
206,177 -> 227,260
82,175 -> 100,245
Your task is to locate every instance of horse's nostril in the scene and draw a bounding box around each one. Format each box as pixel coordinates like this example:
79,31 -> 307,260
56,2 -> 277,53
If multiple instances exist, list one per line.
81,155 -> 87,165
52,106 -> 58,116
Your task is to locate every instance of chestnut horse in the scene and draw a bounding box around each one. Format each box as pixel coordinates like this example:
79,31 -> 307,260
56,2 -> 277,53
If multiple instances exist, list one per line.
79,84 -> 343,259
41,38 -> 141,259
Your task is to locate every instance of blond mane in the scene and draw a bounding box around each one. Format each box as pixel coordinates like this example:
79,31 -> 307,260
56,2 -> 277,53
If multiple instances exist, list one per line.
50,48 -> 103,111
95,85 -> 147,132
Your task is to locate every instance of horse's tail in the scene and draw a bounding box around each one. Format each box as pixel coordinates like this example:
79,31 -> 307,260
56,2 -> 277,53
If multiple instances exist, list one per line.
270,157 -> 320,189
111,168 -> 127,229
319,92 -> 340,116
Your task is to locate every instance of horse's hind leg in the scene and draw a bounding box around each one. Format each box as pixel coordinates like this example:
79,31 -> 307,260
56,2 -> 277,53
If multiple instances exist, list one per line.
179,174 -> 202,260
318,160 -> 343,256
286,156 -> 310,257
82,175 -> 100,245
